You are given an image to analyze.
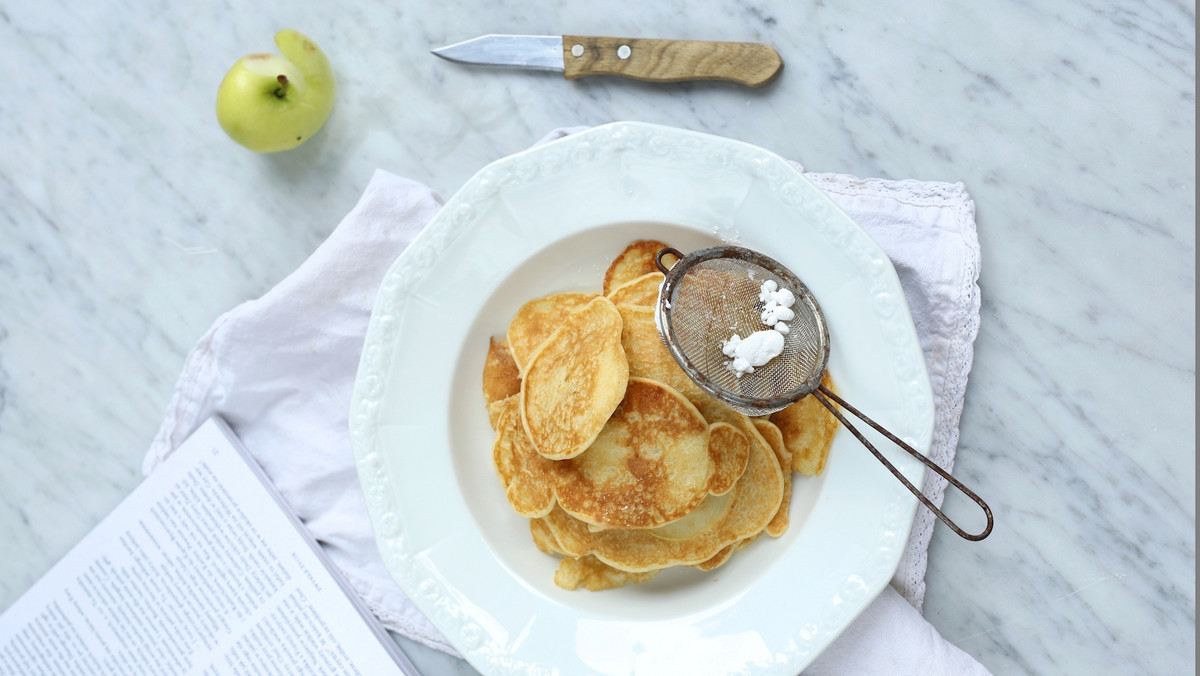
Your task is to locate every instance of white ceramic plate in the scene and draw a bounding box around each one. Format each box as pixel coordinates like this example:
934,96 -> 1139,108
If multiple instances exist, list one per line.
349,122 -> 933,675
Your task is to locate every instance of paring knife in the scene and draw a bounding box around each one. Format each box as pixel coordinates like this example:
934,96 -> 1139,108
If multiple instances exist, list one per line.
432,34 -> 782,87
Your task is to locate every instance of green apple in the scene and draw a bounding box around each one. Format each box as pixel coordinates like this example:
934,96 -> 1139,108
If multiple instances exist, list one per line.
215,29 -> 335,153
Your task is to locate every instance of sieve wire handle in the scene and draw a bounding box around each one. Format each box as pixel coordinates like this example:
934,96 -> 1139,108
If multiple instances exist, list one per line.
812,385 -> 994,541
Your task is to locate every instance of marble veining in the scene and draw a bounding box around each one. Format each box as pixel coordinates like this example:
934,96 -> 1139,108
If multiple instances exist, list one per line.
0,0 -> 1193,674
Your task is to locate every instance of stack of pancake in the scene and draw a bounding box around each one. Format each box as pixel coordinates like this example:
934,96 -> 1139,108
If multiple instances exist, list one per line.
482,240 -> 839,591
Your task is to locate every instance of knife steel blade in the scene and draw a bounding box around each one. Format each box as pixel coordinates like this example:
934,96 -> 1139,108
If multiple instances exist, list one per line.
432,34 -> 782,87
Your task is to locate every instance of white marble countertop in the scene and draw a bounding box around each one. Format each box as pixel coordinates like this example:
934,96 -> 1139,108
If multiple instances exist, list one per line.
1,1 -> 1194,674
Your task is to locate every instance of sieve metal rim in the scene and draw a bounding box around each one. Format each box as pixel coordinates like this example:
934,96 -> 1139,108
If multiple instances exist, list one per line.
654,245 -> 831,415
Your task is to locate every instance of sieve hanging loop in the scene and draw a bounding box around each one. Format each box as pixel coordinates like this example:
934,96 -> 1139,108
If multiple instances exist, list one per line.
811,385 -> 993,541
654,245 -> 993,542
654,247 -> 685,275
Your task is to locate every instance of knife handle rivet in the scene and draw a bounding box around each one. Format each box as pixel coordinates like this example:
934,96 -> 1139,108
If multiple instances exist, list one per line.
571,44 -> 584,57
617,44 -> 631,59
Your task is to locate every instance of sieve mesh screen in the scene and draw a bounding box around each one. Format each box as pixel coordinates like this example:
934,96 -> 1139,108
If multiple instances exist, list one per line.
657,248 -> 828,415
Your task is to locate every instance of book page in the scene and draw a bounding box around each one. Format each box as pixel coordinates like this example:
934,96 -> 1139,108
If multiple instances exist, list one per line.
0,419 -> 414,675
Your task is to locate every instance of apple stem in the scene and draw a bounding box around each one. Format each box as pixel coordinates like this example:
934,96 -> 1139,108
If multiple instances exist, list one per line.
274,74 -> 289,98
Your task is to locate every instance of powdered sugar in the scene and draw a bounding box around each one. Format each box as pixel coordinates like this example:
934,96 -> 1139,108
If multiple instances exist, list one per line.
758,279 -> 796,334
721,278 -> 797,377
721,330 -> 785,376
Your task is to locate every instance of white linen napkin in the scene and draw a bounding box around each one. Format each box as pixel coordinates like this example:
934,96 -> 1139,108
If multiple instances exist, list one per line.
144,127 -> 988,675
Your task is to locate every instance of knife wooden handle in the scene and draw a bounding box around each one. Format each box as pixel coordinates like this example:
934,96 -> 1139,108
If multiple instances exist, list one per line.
561,36 -> 782,87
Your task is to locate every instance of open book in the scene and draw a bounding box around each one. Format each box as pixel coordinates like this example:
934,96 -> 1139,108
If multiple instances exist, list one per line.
0,418 -> 419,675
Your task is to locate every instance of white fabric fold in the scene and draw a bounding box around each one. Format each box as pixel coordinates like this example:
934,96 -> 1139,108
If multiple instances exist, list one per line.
144,128 -> 988,674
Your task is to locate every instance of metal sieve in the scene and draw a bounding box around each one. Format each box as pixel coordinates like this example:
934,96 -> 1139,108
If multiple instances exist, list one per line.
655,245 -> 993,541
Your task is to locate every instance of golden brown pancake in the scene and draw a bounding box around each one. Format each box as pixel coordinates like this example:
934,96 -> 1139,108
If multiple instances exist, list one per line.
483,338 -> 521,403
753,418 -> 792,537
541,428 -> 783,572
769,371 -> 839,475
507,292 -> 597,371
501,378 -> 733,531
533,519 -> 661,590
645,490 -> 734,541
550,378 -> 713,529
554,554 -> 660,591
483,338 -> 521,428
606,271 -> 665,307
689,543 -> 735,571
691,395 -> 764,487
603,240 -> 677,295
492,397 -> 556,518
520,296 -> 629,460
530,517 -> 563,555
617,303 -> 707,404
706,422 -> 749,496
484,398 -> 508,432
689,535 -> 756,571
617,300 -> 773,464
618,303 -> 757,493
